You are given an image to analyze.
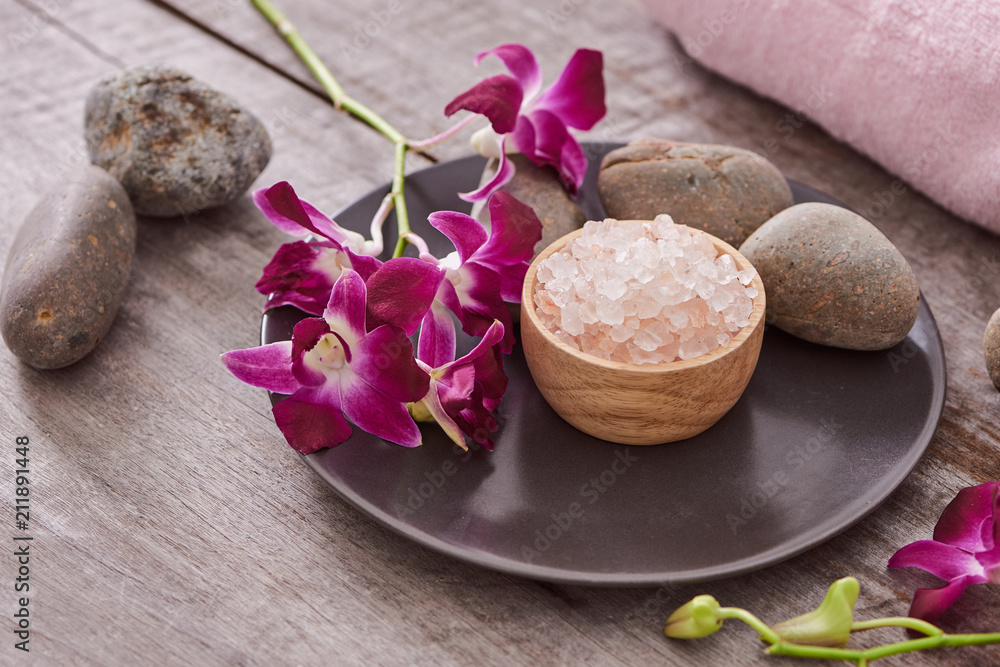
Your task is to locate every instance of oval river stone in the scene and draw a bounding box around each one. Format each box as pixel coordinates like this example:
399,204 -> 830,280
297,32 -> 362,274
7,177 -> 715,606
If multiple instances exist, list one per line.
597,139 -> 794,247
85,64 -> 271,218
985,307 -> 1000,390
739,202 -> 920,351
0,166 -> 137,369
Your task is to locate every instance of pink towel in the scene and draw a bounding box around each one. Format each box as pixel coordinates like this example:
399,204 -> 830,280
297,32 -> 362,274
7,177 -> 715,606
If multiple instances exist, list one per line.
638,0 -> 1000,233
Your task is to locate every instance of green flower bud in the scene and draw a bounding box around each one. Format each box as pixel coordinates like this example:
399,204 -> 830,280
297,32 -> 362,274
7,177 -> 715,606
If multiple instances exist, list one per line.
664,595 -> 723,639
770,577 -> 860,648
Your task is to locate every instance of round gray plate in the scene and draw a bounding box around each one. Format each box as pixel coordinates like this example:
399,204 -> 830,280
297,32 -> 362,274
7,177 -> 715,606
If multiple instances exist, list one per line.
261,147 -> 945,586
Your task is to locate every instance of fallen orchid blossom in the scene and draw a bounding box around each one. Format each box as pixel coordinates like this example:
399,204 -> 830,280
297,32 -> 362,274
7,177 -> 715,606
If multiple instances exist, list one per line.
445,43 -> 606,201
253,182 -> 382,315
889,480 -> 1000,623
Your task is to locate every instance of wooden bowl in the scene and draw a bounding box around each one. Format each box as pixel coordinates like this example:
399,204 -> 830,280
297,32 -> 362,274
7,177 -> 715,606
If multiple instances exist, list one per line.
519,224 -> 766,445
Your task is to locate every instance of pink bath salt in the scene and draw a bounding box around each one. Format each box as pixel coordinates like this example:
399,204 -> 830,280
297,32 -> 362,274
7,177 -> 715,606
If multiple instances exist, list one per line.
534,215 -> 757,364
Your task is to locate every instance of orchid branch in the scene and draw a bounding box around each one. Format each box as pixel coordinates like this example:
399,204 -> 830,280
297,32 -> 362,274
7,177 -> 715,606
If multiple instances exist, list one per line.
666,588 -> 1000,665
251,0 -> 445,258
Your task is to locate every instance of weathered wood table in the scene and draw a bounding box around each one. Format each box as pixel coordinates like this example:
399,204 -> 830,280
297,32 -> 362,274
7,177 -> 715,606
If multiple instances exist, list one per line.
3,0 -> 999,664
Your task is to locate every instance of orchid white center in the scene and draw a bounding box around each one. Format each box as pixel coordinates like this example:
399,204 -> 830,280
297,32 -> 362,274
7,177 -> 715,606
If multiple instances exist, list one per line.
440,251 -> 463,271
311,248 -> 352,281
306,333 -> 348,372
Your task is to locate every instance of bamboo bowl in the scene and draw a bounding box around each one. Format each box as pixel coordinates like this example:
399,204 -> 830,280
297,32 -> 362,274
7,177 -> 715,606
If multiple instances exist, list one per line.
519,224 -> 766,445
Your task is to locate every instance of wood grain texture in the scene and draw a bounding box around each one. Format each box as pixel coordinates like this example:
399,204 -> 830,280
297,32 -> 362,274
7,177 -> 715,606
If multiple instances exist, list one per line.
1,0 -> 999,665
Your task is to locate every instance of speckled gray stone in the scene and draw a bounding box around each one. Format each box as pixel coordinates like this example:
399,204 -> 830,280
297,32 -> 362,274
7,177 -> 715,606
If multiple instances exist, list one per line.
985,308 -> 1000,390
0,166 -> 137,368
598,138 -> 794,247
85,64 -> 271,218
739,202 -> 920,351
473,154 -> 585,257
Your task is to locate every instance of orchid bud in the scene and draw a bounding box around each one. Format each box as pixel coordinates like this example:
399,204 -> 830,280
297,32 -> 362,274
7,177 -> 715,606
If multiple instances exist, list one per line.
470,126 -> 504,160
770,577 -> 860,648
664,595 -> 723,639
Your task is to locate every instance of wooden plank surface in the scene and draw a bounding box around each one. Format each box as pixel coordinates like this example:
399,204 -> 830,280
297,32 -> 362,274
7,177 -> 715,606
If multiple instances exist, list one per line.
2,0 -> 1000,665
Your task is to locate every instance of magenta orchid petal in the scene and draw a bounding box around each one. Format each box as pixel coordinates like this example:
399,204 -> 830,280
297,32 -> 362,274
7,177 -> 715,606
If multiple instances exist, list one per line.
454,385 -> 499,451
340,374 -> 422,447
442,263 -> 516,352
272,388 -> 352,454
417,302 -> 458,370
290,318 -> 332,387
476,43 -> 541,100
323,268 -> 368,339
516,109 -> 588,193
428,211 -> 488,264
253,185 -> 310,238
297,198 -> 352,244
354,325 -> 430,403
364,257 -> 443,335
220,342 -> 298,395
889,481 -> 1000,623
888,540 -> 987,582
418,379 -> 467,448
255,181 -> 328,238
459,147 -> 515,202
476,191 -> 543,270
933,481 -> 1000,552
256,241 -> 338,315
343,248 -> 382,282
467,321 -> 508,406
532,48 -> 606,130
908,579 -> 972,625
452,44 -> 605,199
444,74 -> 523,134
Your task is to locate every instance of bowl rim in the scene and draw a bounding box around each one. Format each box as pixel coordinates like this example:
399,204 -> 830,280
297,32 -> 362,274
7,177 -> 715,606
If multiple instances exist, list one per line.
521,221 -> 767,374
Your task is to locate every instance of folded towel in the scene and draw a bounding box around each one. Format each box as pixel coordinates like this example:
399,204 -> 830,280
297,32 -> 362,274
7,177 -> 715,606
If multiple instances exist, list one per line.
638,0 -> 1000,233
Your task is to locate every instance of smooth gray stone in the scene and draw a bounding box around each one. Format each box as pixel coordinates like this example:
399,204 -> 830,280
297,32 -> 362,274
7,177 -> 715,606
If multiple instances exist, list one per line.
85,64 -> 271,217
1,166 -> 137,368
985,308 -> 1000,390
740,202 -> 920,351
598,138 -> 793,247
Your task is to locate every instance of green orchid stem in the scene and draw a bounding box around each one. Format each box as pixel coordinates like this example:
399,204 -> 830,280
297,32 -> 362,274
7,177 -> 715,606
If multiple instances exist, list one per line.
250,0 -> 418,258
391,141 -> 411,258
851,617 -> 942,637
717,608 -> 1000,665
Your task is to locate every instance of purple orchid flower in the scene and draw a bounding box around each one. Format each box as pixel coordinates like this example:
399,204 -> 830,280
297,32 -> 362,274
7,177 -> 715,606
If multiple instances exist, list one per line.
222,269 -> 429,453
445,43 -> 605,201
254,181 -> 382,314
888,481 -> 1000,623
411,320 -> 508,451
365,191 -> 542,362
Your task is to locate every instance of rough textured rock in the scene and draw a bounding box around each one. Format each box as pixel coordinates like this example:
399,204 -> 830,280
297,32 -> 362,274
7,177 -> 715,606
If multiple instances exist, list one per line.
85,64 -> 271,217
985,308 -> 1000,390
1,166 -> 137,368
598,138 -> 793,247
473,153 -> 586,257
739,202 -> 920,351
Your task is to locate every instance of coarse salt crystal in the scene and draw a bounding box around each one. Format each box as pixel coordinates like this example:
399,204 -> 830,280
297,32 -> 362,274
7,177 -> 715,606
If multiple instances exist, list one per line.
535,215 -> 757,365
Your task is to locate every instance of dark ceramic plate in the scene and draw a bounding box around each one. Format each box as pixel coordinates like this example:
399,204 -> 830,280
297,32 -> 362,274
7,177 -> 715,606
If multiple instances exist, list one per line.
261,146 -> 945,586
